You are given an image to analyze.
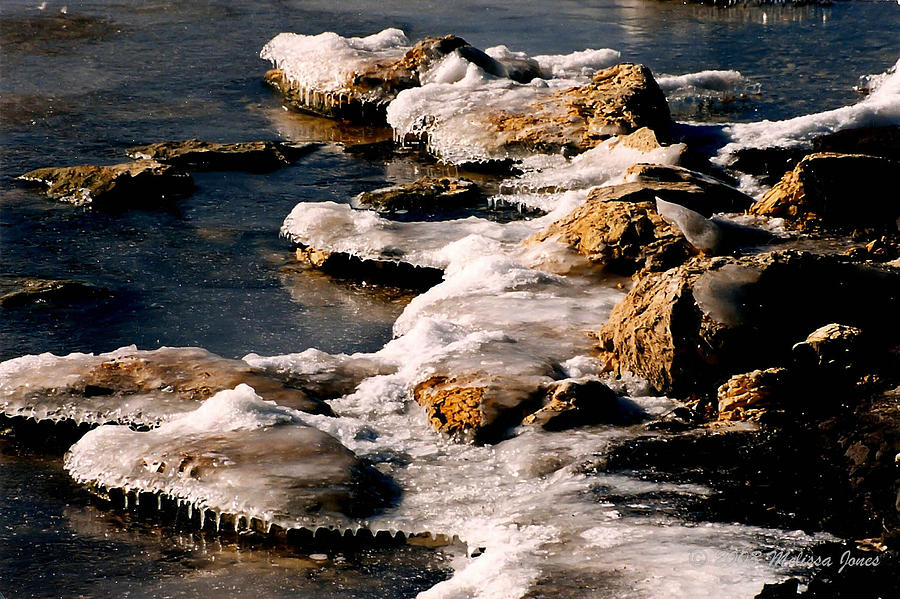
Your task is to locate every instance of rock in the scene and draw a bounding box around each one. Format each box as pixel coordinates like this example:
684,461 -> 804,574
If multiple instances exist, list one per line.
295,246 -> 443,291
749,153 -> 900,231
523,378 -> 639,431
0,346 -> 333,432
596,251 -> 900,397
412,373 -> 551,441
0,279 -> 111,308
487,63 -> 672,156
716,367 -> 792,421
725,146 -> 810,186
813,125 -> 900,161
528,164 -> 754,276
264,35 -> 469,123
791,323 -> 866,374
354,176 -> 482,214
64,385 -> 393,532
126,139 -> 320,172
18,160 -> 193,207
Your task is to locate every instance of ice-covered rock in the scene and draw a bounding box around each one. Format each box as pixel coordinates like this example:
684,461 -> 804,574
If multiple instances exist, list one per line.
125,139 -> 320,172
64,384 -> 393,532
17,160 -> 194,207
0,346 -> 333,431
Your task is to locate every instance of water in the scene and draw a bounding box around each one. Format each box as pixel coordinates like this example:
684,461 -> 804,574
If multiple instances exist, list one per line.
2,1 -> 899,597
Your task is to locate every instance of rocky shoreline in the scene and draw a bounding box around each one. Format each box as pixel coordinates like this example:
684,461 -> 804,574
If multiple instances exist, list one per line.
6,26 -> 900,599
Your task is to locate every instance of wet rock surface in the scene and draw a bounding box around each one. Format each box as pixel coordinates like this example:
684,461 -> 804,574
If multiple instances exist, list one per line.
487,63 -> 672,155
125,139 -> 320,172
597,251 -> 900,397
0,346 -> 334,432
354,177 -> 482,214
295,246 -> 444,291
749,153 -> 900,231
0,279 -> 112,308
17,160 -> 194,207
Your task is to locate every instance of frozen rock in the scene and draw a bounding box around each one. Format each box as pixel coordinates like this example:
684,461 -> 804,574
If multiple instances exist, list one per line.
749,153 -> 900,231
522,378 -> 641,431
125,139 -> 320,172
354,176 -> 482,214
486,63 -> 672,156
17,160 -> 193,208
597,251 -> 900,397
0,346 -> 333,431
262,33 -> 468,123
64,385 -> 393,531
528,164 -> 754,276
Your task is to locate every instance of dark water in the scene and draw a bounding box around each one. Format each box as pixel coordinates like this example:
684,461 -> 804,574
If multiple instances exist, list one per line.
2,1 -> 899,597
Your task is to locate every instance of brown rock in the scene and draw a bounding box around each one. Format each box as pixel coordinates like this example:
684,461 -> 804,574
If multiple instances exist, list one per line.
294,245 -> 443,291
791,323 -> 865,373
18,160 -> 193,207
597,251 -> 900,397
488,63 -> 672,155
126,139 -> 320,172
813,125 -> 900,161
0,346 -> 334,430
523,378 -> 636,431
528,165 -> 754,276
413,376 -> 486,436
354,176 -> 482,213
749,152 -> 900,231
717,367 -> 792,421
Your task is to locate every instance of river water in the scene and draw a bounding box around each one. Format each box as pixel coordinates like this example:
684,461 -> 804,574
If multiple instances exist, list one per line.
2,1 -> 899,597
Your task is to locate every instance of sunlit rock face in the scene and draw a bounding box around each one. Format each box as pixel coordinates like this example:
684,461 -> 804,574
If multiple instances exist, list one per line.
0,346 -> 333,430
597,251 -> 900,397
64,385 -> 395,533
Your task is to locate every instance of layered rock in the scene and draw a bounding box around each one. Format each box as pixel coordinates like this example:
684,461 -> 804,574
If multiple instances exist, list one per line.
528,164 -> 754,275
0,279 -> 112,308
716,367 -> 792,421
126,139 -> 320,172
18,160 -> 193,207
354,176 -> 482,214
0,346 -> 333,431
749,152 -> 900,231
64,385 -> 393,532
597,251 -> 900,397
295,245 -> 444,290
487,63 -> 672,155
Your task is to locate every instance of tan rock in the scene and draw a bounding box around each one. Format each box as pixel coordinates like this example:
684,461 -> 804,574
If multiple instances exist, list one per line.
354,176 -> 482,213
18,160 -> 194,207
488,63 -> 672,155
717,367 -> 792,421
596,251 -> 900,397
126,139 -> 319,172
750,152 -> 900,231
413,376 -> 486,436
528,165 -> 754,276
522,378 -> 632,431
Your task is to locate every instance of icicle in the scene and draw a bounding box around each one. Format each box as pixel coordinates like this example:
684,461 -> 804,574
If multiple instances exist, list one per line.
123,490 -> 129,509
200,509 -> 206,530
214,510 -> 221,532
187,502 -> 193,521
157,492 -> 163,512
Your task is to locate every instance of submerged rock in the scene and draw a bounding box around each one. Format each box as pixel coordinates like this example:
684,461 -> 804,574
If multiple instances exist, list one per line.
487,63 -> 672,155
18,160 -> 193,207
0,279 -> 112,308
528,164 -> 754,275
749,152 -> 900,231
125,139 -> 320,172
64,385 -> 393,532
0,346 -> 333,432
597,251 -> 900,397
354,177 -> 482,214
